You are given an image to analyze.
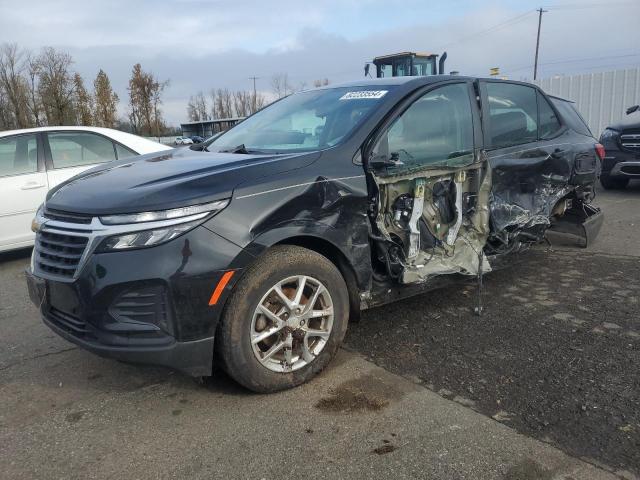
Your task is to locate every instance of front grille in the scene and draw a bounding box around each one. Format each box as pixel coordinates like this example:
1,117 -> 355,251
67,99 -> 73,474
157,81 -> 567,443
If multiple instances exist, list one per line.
48,307 -> 92,338
44,207 -> 92,224
36,230 -> 89,279
620,130 -> 640,152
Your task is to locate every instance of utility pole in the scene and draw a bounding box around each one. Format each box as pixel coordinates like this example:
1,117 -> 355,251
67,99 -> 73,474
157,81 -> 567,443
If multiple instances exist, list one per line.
533,7 -> 547,81
248,76 -> 260,113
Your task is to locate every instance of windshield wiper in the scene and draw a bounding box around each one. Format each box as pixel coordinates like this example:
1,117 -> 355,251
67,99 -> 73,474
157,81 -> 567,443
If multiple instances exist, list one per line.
219,144 -> 251,154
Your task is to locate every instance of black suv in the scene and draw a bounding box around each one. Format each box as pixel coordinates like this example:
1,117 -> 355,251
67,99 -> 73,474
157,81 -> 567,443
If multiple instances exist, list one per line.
599,105 -> 640,189
26,76 -> 603,392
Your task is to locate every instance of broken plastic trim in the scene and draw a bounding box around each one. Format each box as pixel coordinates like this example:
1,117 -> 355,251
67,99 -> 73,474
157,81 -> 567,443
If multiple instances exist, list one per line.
548,203 -> 604,248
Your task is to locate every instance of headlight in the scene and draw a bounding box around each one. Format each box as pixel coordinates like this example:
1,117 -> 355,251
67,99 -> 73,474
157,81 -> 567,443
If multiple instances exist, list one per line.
98,220 -> 202,251
99,200 -> 228,225
599,128 -> 618,145
97,199 -> 229,252
31,204 -> 45,232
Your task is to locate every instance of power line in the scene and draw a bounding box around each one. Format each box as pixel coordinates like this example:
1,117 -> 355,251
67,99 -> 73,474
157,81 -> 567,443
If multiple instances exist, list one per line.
542,1 -> 638,10
435,9 -> 537,51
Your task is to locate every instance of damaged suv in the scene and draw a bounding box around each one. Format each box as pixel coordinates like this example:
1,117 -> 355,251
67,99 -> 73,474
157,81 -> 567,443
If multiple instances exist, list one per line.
26,76 -> 603,392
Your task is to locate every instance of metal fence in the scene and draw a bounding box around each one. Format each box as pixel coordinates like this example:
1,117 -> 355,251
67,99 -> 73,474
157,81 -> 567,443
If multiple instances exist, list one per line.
143,136 -> 176,146
534,67 -> 640,137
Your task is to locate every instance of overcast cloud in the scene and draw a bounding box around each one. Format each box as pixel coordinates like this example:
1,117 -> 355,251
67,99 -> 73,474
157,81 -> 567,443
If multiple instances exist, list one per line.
1,0 -> 638,124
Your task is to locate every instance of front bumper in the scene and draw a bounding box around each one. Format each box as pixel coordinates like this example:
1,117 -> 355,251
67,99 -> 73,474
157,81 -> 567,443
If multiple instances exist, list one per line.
609,160 -> 640,178
601,148 -> 640,178
26,226 -> 253,376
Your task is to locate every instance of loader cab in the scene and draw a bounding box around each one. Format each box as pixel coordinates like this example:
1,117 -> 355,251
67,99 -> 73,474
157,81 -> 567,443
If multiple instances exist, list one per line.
371,52 -> 441,78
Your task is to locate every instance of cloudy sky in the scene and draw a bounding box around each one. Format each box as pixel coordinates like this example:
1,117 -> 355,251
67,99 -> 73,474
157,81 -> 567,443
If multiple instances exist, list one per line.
2,0 -> 639,124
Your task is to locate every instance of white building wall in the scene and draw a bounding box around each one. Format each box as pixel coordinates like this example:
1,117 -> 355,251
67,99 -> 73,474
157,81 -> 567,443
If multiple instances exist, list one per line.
534,68 -> 640,137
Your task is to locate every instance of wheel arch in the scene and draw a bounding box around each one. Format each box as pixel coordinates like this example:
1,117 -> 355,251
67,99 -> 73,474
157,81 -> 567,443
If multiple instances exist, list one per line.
273,235 -> 362,322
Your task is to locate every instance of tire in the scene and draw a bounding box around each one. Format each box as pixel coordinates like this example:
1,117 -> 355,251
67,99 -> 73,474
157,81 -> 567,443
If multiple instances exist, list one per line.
217,245 -> 349,393
600,172 -> 629,190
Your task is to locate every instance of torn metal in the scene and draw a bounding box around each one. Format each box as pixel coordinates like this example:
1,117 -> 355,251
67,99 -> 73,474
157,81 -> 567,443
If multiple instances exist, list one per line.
370,155 -> 492,285
368,147 -> 601,286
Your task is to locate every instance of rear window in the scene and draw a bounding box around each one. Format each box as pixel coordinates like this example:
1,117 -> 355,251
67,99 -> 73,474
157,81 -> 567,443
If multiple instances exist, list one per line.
550,97 -> 592,137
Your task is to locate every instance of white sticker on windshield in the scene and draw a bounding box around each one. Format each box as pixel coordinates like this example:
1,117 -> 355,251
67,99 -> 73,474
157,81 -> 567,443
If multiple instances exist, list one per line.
339,90 -> 388,100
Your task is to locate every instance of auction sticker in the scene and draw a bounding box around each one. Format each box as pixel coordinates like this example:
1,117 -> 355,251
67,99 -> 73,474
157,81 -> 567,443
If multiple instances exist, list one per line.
340,90 -> 388,100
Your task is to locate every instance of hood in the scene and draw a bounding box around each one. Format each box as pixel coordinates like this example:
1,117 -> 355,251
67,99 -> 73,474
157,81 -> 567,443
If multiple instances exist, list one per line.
608,111 -> 640,131
46,148 -> 317,215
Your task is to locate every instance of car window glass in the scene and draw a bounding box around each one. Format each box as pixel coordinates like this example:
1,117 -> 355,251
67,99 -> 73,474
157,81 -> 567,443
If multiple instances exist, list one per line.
114,143 -> 137,160
486,83 -> 538,148
537,92 -> 562,139
211,86 -> 393,153
48,132 -> 116,168
372,83 -> 475,172
550,97 -> 592,137
0,134 -> 38,177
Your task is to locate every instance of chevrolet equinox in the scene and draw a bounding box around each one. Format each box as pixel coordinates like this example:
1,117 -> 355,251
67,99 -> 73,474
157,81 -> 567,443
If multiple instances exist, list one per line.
26,76 -> 603,392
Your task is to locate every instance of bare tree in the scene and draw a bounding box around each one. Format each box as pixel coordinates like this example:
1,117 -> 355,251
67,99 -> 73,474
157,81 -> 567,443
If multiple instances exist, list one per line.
271,72 -> 293,99
0,89 -> 11,130
37,47 -> 75,125
209,88 -> 217,119
187,91 -> 209,121
93,69 -> 119,128
232,90 -> 252,118
151,77 -> 169,138
250,90 -> 267,114
25,53 -> 42,126
72,73 -> 92,125
213,88 -> 234,119
0,43 -> 31,128
128,63 -> 168,136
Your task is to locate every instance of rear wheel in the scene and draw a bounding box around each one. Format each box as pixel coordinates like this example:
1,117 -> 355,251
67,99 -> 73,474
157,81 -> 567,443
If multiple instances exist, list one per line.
600,172 -> 629,190
217,245 -> 349,393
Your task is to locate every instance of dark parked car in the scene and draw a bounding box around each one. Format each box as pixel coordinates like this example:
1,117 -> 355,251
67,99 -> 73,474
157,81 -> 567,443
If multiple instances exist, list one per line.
190,135 -> 205,144
26,76 -> 603,392
598,105 -> 640,189
188,131 -> 224,151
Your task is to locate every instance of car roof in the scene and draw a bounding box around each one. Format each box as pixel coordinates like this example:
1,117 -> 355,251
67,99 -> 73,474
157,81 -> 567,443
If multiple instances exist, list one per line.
0,126 -> 172,154
317,75 -> 541,92
317,75 -> 469,90
547,94 -> 574,103
0,125 -> 122,137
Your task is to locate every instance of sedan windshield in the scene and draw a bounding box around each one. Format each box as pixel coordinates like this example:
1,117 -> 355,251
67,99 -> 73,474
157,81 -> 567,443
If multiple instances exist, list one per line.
210,86 -> 395,153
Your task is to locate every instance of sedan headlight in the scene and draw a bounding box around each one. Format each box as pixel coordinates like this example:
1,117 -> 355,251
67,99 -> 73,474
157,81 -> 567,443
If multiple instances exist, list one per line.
97,199 -> 229,252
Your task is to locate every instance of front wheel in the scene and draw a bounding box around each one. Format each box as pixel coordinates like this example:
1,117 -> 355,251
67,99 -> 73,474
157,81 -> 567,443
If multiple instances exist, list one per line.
217,245 -> 349,393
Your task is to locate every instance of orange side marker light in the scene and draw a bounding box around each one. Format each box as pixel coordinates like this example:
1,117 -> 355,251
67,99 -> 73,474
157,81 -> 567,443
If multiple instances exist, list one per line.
208,270 -> 235,305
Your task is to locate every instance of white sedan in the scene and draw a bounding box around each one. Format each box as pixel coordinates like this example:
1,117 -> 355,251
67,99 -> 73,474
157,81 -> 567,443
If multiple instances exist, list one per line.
0,126 -> 172,252
174,136 -> 194,145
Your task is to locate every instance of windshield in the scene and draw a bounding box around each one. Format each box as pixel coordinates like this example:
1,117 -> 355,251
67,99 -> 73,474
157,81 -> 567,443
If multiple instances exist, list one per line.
210,86 -> 395,153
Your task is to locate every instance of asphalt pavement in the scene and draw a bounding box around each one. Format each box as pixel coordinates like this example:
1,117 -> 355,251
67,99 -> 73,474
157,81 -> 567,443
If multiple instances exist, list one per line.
1,183 -> 639,479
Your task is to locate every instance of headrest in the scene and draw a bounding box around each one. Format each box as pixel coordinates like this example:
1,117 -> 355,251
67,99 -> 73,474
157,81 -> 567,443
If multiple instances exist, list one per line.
490,111 -> 528,144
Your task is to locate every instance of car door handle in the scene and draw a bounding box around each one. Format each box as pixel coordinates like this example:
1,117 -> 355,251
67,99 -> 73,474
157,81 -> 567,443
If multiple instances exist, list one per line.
20,181 -> 46,190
